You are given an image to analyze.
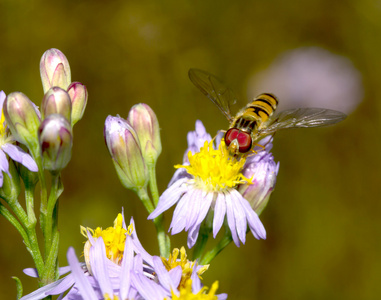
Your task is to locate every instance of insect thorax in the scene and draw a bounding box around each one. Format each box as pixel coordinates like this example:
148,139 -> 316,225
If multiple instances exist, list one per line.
231,115 -> 259,133
231,94 -> 278,132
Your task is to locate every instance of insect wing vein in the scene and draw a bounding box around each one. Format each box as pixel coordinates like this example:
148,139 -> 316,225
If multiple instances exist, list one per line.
189,68 -> 236,122
259,108 -> 347,136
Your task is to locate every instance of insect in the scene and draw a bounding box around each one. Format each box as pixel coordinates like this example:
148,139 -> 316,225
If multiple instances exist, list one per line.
188,68 -> 347,156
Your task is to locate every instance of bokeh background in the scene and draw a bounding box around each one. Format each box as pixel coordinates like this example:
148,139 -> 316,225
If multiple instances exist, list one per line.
0,0 -> 379,299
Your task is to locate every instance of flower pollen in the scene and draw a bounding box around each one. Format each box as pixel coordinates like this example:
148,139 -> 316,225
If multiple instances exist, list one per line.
80,213 -> 133,265
175,140 -> 251,192
170,279 -> 219,300
104,294 -> 120,300
0,111 -> 12,146
161,247 -> 209,289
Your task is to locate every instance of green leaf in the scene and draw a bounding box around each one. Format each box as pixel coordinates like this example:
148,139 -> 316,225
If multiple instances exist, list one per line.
12,276 -> 23,300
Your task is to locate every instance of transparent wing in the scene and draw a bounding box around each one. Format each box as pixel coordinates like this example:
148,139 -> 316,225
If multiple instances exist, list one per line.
189,68 -> 237,122
254,107 -> 347,140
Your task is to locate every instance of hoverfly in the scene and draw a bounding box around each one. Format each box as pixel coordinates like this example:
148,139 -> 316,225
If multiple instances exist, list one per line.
188,68 -> 347,156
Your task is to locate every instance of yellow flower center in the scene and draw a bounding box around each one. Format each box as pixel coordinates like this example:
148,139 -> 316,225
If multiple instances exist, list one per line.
0,111 -> 12,146
161,247 -> 209,290
175,140 -> 251,192
104,294 -> 120,300
170,279 -> 220,300
0,111 -> 7,136
81,213 -> 133,266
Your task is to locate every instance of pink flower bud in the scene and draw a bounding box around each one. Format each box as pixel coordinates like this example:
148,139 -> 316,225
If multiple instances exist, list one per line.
38,114 -> 72,172
238,149 -> 279,215
104,115 -> 148,191
127,104 -> 161,167
41,87 -> 72,122
67,82 -> 88,126
3,92 -> 41,149
40,48 -> 71,94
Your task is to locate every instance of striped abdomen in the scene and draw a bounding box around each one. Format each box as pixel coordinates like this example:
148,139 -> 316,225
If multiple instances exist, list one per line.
231,93 -> 278,132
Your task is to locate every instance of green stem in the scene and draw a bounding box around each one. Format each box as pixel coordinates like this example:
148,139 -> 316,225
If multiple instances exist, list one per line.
148,165 -> 160,206
200,233 -> 233,265
192,226 -> 211,261
154,214 -> 169,257
136,188 -> 155,213
44,174 -> 61,260
25,185 -> 36,225
31,149 -> 48,239
137,188 -> 169,257
41,230 -> 59,286
42,173 -> 63,285
24,186 -> 45,273
147,165 -> 171,257
25,223 -> 45,277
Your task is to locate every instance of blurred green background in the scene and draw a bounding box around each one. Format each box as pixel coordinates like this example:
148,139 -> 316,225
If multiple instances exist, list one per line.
0,0 -> 380,299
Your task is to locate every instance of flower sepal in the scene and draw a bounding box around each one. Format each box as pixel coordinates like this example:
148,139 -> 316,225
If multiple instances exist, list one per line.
18,155 -> 39,189
0,159 -> 21,203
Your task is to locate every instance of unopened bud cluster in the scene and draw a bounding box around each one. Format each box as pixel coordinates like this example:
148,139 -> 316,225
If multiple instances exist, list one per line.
104,104 -> 162,192
40,48 -> 88,127
3,48 -> 87,172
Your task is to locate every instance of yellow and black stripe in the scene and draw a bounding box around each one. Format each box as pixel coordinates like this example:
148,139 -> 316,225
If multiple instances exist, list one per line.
247,93 -> 278,121
232,93 -> 278,131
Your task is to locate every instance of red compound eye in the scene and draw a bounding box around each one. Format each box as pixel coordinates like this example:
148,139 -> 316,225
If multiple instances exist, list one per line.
224,128 -> 252,153
225,128 -> 239,146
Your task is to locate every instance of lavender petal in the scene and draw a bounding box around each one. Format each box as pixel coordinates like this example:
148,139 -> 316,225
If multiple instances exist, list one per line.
0,149 -> 9,174
187,222 -> 201,248
185,189 -> 202,231
169,191 -> 190,234
240,197 -> 266,239
213,193 -> 226,238
224,193 -> 240,247
67,247 -> 98,300
148,178 -> 187,220
2,144 -> 38,172
230,191 -> 247,244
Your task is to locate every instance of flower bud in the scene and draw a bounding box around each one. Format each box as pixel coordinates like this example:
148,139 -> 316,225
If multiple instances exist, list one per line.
127,104 -> 161,167
40,48 -> 71,94
238,151 -> 279,215
38,114 -> 72,172
41,87 -> 72,122
3,92 -> 41,149
67,82 -> 88,126
104,115 -> 148,191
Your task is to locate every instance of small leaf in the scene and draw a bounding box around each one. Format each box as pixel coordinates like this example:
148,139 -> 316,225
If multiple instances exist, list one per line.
12,276 -> 23,299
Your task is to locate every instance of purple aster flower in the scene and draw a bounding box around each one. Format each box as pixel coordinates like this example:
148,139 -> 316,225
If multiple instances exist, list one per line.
22,213 -> 228,299
21,213 -> 156,300
0,91 -> 37,187
149,121 -> 278,248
